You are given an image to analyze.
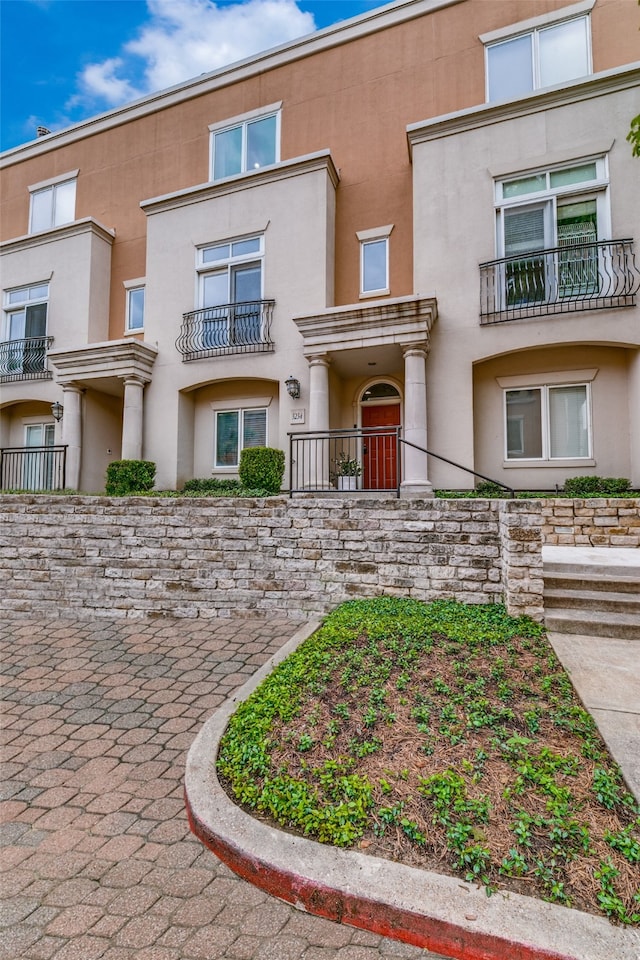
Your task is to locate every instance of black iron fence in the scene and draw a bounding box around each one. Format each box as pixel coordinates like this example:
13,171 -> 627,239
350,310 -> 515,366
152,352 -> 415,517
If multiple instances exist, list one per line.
0,446 -> 67,491
0,337 -> 54,382
480,239 -> 640,323
176,301 -> 275,360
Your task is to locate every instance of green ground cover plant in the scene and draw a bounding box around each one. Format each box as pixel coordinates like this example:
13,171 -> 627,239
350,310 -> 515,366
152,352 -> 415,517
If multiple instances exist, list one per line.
217,598 -> 640,924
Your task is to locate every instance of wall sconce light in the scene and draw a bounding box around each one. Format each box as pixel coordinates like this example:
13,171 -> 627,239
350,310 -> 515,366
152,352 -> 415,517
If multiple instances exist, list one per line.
51,401 -> 64,422
285,375 -> 301,399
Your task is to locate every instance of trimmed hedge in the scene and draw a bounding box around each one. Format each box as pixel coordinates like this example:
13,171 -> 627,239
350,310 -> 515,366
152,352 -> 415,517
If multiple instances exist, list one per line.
105,460 -> 156,496
182,477 -> 243,495
563,476 -> 630,497
239,447 -> 285,494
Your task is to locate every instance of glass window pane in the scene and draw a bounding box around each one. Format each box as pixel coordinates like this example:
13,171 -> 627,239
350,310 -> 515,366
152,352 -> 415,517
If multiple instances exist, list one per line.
232,264 -> 261,303
202,272 -> 229,307
242,409 -> 266,449
216,411 -> 239,466
53,180 -> 76,226
487,34 -> 533,101
506,389 -> 542,458
246,115 -> 276,170
504,207 -> 546,254
30,188 -> 52,232
362,239 -> 387,292
28,284 -> 49,300
8,310 -> 26,339
8,288 -> 26,304
539,17 -> 589,88
549,385 -> 588,458
127,288 -> 145,330
202,244 -> 230,263
550,163 -> 597,188
232,237 -> 260,257
503,174 -> 547,198
213,126 -> 242,180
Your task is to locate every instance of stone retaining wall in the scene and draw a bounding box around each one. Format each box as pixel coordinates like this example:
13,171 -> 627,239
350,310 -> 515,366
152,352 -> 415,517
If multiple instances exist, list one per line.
0,496 -> 637,622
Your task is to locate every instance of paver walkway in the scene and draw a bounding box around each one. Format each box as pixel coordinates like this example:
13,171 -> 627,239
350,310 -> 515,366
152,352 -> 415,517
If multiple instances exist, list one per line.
0,616 -> 444,960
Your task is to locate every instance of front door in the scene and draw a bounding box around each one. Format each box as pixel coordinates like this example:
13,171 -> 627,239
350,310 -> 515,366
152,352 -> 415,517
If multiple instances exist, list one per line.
362,403 -> 400,490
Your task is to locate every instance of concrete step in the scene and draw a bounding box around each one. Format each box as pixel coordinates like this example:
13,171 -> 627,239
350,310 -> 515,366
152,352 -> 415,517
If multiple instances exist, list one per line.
543,572 -> 640,595
544,586 -> 640,615
542,563 -> 640,583
544,608 -> 640,641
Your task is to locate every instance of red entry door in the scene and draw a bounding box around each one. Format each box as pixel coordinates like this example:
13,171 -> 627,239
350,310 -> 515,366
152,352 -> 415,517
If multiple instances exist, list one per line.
362,404 -> 401,490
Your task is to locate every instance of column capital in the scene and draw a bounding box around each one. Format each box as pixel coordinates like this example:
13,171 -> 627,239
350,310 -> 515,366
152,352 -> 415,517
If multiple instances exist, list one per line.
60,382 -> 84,395
401,342 -> 429,360
307,353 -> 331,369
122,375 -> 146,389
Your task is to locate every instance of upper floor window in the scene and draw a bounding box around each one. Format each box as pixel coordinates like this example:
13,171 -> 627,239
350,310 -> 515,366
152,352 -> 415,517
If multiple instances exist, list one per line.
29,173 -> 77,233
124,281 -> 145,333
3,282 -> 49,342
485,12 -> 591,102
196,235 -> 265,349
357,225 -> 393,297
209,106 -> 280,181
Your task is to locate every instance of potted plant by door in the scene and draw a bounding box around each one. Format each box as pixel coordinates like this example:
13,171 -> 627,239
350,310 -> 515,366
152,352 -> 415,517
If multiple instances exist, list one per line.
335,453 -> 361,491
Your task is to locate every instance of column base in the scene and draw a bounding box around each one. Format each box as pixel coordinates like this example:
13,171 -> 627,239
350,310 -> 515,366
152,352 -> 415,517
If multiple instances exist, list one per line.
399,480 -> 434,499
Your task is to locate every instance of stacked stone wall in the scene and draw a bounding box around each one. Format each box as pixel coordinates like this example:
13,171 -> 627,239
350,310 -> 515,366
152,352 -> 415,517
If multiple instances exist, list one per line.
0,496 -> 637,622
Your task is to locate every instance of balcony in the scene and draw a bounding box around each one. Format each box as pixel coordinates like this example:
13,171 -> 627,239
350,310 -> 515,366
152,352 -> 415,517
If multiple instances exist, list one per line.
176,301 -> 275,361
479,239 -> 640,324
0,336 -> 54,382
0,445 -> 67,491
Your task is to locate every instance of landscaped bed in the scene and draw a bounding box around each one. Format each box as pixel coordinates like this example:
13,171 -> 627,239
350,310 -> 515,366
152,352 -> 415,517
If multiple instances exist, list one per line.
217,598 -> 640,925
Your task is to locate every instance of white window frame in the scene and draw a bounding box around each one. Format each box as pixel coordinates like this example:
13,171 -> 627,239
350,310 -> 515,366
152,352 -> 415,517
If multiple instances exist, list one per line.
482,3 -> 593,103
124,280 -> 145,333
503,380 -> 592,463
3,282 -> 50,340
28,171 -> 78,233
357,225 -> 393,298
212,401 -> 269,469
209,104 -> 281,181
197,236 -> 265,305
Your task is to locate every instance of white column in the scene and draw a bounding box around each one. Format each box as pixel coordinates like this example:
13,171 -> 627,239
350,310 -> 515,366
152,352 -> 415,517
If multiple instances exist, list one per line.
400,344 -> 433,497
307,355 -> 331,489
61,384 -> 83,490
121,376 -> 145,461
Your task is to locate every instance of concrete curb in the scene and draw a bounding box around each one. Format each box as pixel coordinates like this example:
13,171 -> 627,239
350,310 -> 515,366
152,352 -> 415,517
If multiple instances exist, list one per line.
184,621 -> 640,960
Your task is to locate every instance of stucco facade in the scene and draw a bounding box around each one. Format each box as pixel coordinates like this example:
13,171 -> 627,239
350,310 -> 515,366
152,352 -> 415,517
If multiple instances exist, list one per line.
1,0 -> 639,493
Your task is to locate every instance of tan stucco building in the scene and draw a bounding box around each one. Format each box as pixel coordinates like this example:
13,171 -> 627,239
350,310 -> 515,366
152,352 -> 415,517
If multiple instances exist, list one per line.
1,0 -> 639,493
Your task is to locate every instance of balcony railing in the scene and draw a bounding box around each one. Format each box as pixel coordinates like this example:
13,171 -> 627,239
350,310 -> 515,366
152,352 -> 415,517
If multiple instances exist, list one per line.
0,337 -> 53,382
0,446 -> 67,491
176,300 -> 275,360
480,239 -> 640,324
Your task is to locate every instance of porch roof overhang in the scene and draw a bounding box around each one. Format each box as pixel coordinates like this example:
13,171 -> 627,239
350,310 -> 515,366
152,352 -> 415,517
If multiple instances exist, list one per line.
293,295 -> 438,358
48,339 -> 158,395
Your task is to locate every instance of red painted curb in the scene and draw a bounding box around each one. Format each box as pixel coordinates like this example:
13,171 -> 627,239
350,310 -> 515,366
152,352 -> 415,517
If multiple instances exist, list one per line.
186,789 -> 575,960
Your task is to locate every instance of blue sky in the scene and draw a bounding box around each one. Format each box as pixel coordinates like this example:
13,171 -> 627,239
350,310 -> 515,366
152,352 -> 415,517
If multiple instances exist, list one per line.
1,0 -> 386,152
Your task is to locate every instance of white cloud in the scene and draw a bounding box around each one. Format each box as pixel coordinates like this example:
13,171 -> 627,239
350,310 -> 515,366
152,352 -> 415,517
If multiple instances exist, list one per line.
69,0 -> 315,113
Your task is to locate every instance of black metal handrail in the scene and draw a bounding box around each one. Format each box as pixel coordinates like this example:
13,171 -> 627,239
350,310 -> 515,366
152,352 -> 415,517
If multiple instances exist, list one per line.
0,445 -> 67,491
480,238 -> 640,323
288,427 -> 514,497
0,336 -> 54,382
176,300 -> 275,360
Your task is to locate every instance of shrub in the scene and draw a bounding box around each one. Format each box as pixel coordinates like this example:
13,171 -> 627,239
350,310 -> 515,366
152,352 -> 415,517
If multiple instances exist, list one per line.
105,460 -> 156,496
182,477 -> 243,495
563,476 -> 630,497
474,480 -> 506,498
238,447 -> 285,494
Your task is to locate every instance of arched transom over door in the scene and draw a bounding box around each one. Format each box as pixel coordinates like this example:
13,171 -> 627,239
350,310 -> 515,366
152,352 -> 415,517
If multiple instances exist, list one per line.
360,382 -> 401,490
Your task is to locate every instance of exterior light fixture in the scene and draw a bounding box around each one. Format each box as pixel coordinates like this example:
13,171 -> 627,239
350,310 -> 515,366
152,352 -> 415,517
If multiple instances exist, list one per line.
285,376 -> 300,399
51,401 -> 64,421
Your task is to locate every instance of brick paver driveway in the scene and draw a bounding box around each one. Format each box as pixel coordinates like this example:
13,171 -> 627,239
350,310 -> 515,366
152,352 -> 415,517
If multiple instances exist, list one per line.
1,616 -> 442,960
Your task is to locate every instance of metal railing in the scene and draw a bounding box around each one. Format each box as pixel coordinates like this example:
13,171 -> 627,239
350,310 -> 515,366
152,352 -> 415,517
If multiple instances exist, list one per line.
288,428 -> 514,497
0,446 -> 67,491
176,300 -> 275,360
0,336 -> 54,382
480,239 -> 640,323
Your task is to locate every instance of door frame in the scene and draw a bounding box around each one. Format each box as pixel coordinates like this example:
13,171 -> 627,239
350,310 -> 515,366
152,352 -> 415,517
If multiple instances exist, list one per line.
356,378 -> 403,490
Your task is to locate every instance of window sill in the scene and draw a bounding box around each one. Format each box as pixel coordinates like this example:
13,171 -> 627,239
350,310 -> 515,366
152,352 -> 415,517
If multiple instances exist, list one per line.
503,458 -> 595,468
359,289 -> 390,300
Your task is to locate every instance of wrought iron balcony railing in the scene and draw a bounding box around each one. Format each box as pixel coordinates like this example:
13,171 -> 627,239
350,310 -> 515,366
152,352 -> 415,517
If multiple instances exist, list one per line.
0,445 -> 67,491
480,239 -> 640,324
176,300 -> 275,360
0,336 -> 53,382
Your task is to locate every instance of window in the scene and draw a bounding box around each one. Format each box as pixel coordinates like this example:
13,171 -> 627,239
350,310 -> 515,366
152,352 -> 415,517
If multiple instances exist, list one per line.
23,423 -> 56,490
210,108 -> 279,180
215,407 -> 267,467
485,13 -> 591,102
29,176 -> 77,233
125,284 -> 145,332
2,283 -> 49,377
357,225 -> 393,296
198,236 -> 264,347
496,158 -> 608,307
505,383 -> 590,460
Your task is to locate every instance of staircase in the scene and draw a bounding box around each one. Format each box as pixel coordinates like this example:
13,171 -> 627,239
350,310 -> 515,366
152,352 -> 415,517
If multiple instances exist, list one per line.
543,547 -> 640,641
